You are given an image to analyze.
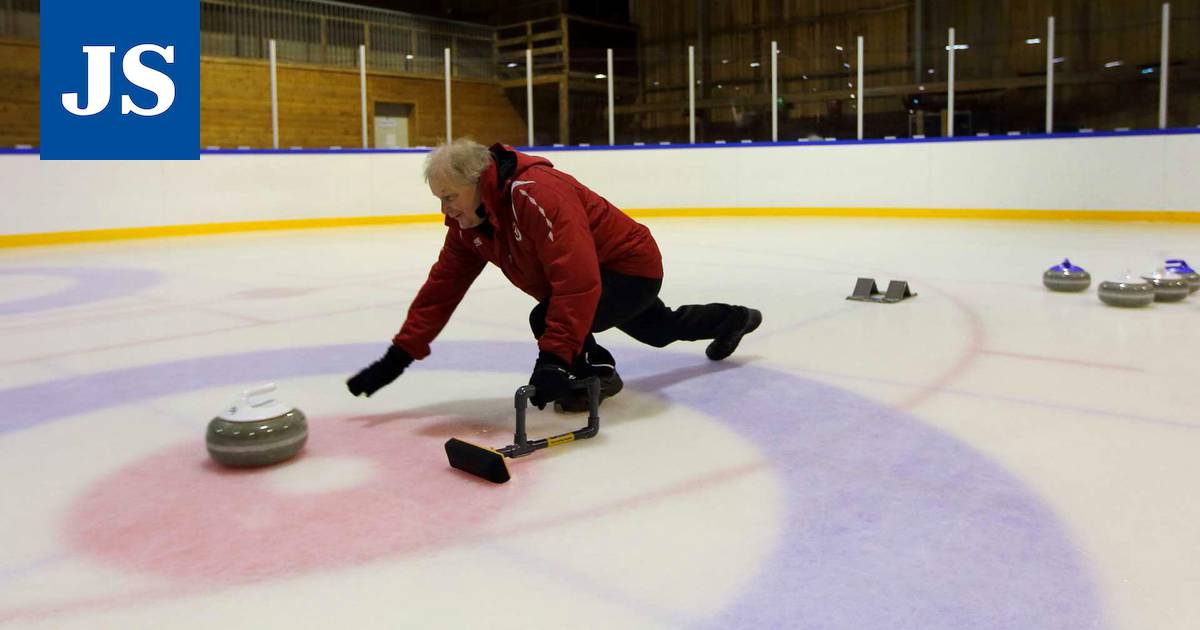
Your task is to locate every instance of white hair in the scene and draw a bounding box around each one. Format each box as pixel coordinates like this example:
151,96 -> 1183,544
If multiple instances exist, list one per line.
423,138 -> 492,185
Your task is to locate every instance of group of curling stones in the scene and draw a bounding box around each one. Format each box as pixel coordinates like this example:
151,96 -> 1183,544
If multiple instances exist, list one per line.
1043,258 -> 1200,307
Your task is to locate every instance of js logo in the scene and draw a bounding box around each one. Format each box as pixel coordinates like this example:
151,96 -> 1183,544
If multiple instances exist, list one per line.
40,1 -> 198,160
62,45 -> 177,117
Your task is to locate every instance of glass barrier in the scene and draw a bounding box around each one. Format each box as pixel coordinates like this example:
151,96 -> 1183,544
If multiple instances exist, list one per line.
1175,6 -> 1200,128
1057,13 -> 1162,133
614,48 -> 689,146
7,0 -> 1200,151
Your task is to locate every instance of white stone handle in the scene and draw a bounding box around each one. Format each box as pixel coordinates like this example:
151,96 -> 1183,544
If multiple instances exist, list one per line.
243,383 -> 278,407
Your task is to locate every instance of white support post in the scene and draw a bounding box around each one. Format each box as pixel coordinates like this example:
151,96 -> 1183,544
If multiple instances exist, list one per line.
856,36 -> 864,140
770,40 -> 778,142
1046,17 -> 1055,134
359,44 -> 368,149
526,48 -> 534,146
947,28 -> 955,138
688,45 -> 696,144
607,48 -> 615,145
444,47 -> 452,142
269,39 -> 279,149
1160,3 -> 1170,129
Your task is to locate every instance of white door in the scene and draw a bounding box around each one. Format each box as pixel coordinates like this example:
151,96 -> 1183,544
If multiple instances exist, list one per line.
374,115 -> 409,148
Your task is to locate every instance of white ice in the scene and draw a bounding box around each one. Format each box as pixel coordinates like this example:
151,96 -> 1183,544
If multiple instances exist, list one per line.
0,218 -> 1197,629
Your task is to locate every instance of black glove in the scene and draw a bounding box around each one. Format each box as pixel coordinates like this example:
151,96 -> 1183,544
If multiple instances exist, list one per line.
529,351 -> 574,410
347,345 -> 413,397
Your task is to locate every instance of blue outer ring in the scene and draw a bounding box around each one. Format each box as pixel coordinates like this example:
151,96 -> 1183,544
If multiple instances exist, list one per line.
0,340 -> 1104,628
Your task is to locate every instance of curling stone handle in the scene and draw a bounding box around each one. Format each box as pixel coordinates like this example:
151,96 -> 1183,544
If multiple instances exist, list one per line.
243,383 -> 278,406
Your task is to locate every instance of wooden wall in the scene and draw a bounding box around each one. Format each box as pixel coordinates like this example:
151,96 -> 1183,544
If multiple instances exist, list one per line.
201,58 -> 530,149
0,39 -> 529,149
0,39 -> 39,147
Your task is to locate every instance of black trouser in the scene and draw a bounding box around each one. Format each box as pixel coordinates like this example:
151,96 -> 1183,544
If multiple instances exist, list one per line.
529,270 -> 736,371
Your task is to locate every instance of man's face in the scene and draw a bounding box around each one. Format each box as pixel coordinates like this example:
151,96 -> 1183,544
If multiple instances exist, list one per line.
429,175 -> 484,229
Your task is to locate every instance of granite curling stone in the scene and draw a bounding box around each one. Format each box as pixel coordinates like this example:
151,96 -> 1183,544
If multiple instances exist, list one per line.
1141,269 -> 1190,303
1043,258 -> 1091,292
207,383 -> 307,468
1097,272 -> 1155,308
1164,259 -> 1200,294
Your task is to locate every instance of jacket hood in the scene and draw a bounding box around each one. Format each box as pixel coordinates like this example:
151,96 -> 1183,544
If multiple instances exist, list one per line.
477,144 -> 553,217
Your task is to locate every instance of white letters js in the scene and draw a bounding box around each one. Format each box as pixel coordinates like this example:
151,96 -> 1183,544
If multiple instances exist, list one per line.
61,45 -> 176,117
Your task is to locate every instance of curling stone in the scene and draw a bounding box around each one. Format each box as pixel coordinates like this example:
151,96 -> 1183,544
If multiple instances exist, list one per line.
1141,269 -> 1190,302
1097,272 -> 1155,308
1042,258 -> 1091,292
206,383 -> 307,468
1165,259 -> 1200,294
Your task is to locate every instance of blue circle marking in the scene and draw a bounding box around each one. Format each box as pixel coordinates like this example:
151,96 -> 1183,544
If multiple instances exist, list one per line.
0,340 -> 1103,628
0,267 -> 161,316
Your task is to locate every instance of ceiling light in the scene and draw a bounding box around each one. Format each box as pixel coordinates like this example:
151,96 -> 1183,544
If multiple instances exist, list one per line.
1025,38 -> 1041,44
1104,60 -> 1123,68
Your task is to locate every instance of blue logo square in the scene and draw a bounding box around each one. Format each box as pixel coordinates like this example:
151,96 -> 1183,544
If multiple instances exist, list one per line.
40,0 -> 199,160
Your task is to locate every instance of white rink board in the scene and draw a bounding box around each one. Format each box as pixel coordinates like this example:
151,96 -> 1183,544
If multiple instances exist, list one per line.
1,132 -> 1198,236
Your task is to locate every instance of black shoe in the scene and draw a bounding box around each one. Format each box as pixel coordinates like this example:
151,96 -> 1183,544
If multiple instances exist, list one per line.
705,307 -> 762,361
554,370 -> 624,413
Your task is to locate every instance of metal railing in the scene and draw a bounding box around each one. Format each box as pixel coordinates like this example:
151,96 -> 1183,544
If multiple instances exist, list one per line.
0,0 -> 39,41
199,0 -> 496,79
0,0 -> 497,80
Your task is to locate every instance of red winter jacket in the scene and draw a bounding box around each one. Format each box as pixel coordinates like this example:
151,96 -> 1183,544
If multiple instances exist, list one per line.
392,144 -> 663,364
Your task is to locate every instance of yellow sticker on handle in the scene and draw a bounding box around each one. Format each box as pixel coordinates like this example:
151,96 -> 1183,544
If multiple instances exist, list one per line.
546,434 -> 575,447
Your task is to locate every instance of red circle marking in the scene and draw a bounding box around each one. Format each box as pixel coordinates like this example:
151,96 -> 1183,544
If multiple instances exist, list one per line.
66,415 -> 527,581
